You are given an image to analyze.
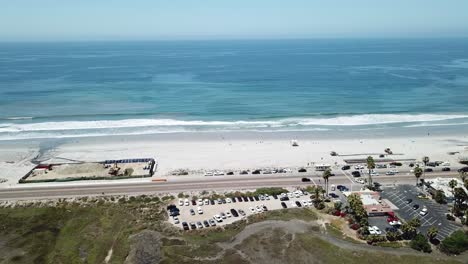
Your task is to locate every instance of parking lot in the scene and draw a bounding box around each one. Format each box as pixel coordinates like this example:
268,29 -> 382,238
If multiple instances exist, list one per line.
167,191 -> 313,230
381,185 -> 461,240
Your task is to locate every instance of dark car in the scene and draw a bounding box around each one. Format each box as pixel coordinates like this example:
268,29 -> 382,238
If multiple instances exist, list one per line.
405,198 -> 412,204
329,193 -> 339,198
203,220 -> 210,227
412,204 -> 420,210
221,199 -> 227,204
336,185 -> 347,191
409,163 -> 415,167
182,222 -> 189,230
298,168 -> 307,173
243,196 -> 249,202
272,194 -> 278,199
232,197 -> 237,203
424,168 -> 433,172
295,201 -> 302,207
281,202 -> 287,208
190,222 -> 197,230
302,177 -> 311,182
252,169 -> 261,174
210,200 -> 215,205
342,165 -> 351,170
262,205 -> 268,211
458,167 -> 468,173
236,197 -> 243,202
427,162 -> 437,167
254,196 -> 260,201
442,167 -> 451,172
280,196 -> 290,201
226,171 -> 234,175
248,196 -> 254,202
351,171 -> 361,177
385,227 -> 398,233
191,200 -> 196,205
240,170 -> 249,175
230,209 -> 239,217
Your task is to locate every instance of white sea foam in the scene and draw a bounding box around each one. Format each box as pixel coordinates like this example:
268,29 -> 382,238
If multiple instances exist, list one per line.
0,114 -> 467,134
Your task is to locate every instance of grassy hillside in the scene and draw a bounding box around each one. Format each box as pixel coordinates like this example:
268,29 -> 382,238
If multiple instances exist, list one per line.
0,197 -> 464,264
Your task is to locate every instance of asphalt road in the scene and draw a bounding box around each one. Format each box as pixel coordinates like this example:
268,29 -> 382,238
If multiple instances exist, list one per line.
0,170 -> 459,201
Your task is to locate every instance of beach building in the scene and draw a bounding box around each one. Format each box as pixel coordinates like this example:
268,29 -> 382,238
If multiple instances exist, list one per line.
344,190 -> 394,216
314,164 -> 331,171
425,177 -> 468,203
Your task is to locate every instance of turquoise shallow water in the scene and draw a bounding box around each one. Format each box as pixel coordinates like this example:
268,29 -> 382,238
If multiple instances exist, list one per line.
0,39 -> 468,140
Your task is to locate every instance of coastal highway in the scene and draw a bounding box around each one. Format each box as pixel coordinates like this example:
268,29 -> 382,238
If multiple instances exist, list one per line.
0,170 -> 459,201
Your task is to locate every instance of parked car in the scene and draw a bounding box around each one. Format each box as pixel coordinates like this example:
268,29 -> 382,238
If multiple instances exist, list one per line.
197,207 -> 203,214
458,167 -> 468,173
225,211 -> 232,218
210,200 -> 215,205
252,169 -> 261,174
209,219 -> 216,226
230,209 -> 239,217
190,209 -> 195,215
249,207 -> 256,213
442,167 -> 451,172
351,171 -> 361,177
196,221 -> 203,229
298,168 -> 307,173
302,177 -> 311,182
173,216 -> 180,224
240,170 -> 249,175
355,178 -> 365,184
342,165 -> 351,170
295,201 -> 302,207
329,193 -> 339,198
203,220 -> 210,227
226,171 -> 234,175
238,209 -> 246,216
182,222 -> 189,230
419,207 -> 428,216
220,212 -> 226,219
214,215 -> 223,222
190,222 -> 197,230
281,202 -> 287,208
412,204 -> 420,210
405,198 -> 412,204
280,196 -> 290,201
248,196 -> 254,201
424,168 -> 433,172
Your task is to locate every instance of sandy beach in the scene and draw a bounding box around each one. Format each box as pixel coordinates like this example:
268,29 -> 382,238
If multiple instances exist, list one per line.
1,129 -> 467,187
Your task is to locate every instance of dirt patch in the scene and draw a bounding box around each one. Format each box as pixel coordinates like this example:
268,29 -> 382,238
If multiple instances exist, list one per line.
125,230 -> 162,264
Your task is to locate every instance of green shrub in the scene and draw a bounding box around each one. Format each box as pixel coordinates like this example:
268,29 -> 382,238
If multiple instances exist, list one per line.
440,230 -> 468,255
410,233 -> 431,253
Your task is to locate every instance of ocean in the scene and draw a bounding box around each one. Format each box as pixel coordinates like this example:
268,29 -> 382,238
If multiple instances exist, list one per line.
1,39 -> 468,141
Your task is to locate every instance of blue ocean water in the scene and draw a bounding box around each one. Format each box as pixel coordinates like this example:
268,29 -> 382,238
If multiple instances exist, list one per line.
1,39 -> 468,140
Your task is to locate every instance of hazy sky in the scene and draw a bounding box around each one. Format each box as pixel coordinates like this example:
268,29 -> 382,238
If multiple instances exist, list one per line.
1,0 -> 468,41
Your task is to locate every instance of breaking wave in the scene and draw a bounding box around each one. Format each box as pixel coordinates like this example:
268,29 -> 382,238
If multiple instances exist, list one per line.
0,113 -> 467,140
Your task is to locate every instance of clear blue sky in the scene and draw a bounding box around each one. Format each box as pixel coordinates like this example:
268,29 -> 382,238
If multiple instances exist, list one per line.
1,0 -> 468,41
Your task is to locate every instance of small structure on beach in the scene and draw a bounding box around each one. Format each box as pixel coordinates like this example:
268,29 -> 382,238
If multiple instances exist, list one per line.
19,158 -> 157,183
291,139 -> 299,147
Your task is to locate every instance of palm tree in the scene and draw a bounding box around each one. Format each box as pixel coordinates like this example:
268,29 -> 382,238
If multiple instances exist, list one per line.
459,170 -> 467,188
448,179 -> 458,194
366,156 -> 375,188
322,169 -> 332,196
427,226 -> 438,241
422,156 -> 430,178
413,165 -> 423,186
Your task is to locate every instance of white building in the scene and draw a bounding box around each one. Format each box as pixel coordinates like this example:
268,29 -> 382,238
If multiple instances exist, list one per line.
426,177 -> 467,202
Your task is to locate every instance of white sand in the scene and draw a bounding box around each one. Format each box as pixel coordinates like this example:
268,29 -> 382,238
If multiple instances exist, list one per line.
1,131 -> 467,188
